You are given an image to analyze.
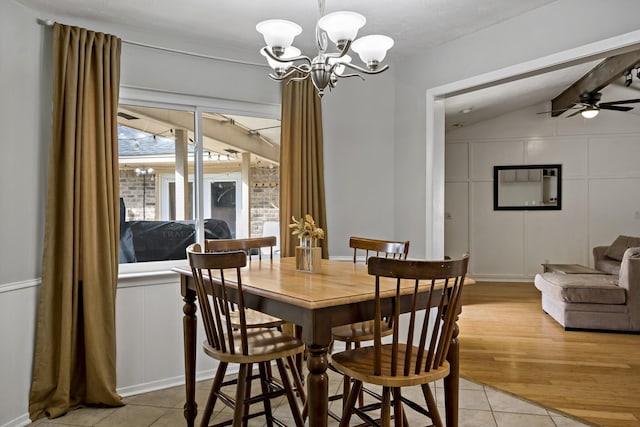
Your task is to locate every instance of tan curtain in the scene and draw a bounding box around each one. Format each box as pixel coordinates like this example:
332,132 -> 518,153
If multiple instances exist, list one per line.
280,76 -> 328,258
29,23 -> 123,421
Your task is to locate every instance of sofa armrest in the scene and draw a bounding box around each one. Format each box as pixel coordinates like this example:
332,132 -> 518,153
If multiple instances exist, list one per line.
619,247 -> 640,330
593,246 -> 609,263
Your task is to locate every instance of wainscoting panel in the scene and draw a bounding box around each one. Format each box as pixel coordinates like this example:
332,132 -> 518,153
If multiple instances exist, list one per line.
525,137 -> 588,177
444,182 -> 469,259
589,136 -> 640,177
469,140 -> 525,180
470,181 -> 525,277
589,177 -> 640,248
525,179 -> 590,274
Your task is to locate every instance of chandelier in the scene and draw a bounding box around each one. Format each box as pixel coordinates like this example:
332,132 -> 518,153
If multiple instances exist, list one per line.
256,0 -> 394,97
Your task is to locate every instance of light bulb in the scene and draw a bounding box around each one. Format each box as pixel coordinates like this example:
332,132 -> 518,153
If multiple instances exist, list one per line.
580,107 -> 599,119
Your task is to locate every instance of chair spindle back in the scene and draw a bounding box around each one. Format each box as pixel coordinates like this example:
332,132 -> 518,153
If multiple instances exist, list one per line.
367,255 -> 469,377
187,243 -> 249,356
205,236 -> 277,260
350,236 -> 410,264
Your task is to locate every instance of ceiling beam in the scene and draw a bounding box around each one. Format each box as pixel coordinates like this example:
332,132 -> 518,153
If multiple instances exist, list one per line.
119,106 -> 280,163
551,49 -> 640,116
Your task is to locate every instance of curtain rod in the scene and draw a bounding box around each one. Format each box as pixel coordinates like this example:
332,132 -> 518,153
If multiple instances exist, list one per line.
37,18 -> 267,68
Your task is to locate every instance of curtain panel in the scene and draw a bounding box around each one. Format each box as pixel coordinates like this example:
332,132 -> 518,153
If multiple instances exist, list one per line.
29,23 -> 123,420
279,77 -> 328,258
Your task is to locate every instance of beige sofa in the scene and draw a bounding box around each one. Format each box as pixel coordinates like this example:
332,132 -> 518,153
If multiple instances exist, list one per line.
534,245 -> 640,332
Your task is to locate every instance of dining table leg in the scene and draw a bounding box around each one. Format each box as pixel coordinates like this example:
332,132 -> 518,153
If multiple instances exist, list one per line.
182,285 -> 198,427
306,344 -> 330,427
444,322 -> 460,427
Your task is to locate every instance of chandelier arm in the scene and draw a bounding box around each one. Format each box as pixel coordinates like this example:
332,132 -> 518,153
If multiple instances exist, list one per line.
285,74 -> 313,86
268,66 -> 310,81
334,72 -> 365,81
342,62 -> 390,75
260,47 -> 311,65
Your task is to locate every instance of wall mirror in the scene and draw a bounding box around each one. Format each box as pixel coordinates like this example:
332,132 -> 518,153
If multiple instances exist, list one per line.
493,164 -> 562,210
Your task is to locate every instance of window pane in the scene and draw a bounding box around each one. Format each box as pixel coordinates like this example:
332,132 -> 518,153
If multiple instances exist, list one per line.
202,111 -> 281,239
118,105 -> 195,263
211,181 -> 237,237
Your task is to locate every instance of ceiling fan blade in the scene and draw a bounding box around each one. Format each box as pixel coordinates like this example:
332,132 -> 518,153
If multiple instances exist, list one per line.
599,98 -> 640,106
599,105 -> 634,112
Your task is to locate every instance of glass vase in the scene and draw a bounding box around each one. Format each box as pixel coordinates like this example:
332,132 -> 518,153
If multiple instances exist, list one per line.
296,236 -> 321,273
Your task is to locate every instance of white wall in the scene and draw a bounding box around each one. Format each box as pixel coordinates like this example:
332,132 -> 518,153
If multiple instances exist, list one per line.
394,0 -> 640,258
0,2 -> 50,425
446,104 -> 640,280
322,70 -> 398,257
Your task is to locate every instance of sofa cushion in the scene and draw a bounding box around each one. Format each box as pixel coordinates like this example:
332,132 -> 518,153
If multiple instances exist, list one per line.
605,235 -> 640,261
594,258 -> 621,276
534,273 -> 625,305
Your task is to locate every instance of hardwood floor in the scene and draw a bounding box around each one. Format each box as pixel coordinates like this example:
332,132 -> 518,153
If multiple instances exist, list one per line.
458,281 -> 640,427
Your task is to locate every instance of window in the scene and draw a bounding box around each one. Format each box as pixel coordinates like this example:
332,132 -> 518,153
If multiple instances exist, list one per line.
116,95 -> 281,266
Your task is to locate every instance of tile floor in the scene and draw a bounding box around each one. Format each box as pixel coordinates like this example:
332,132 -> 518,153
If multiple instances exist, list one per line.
29,368 -> 594,427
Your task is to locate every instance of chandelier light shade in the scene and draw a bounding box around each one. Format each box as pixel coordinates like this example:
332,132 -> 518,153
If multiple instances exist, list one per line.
256,19 -> 302,56
256,0 -> 394,97
351,35 -> 394,69
318,11 -> 366,48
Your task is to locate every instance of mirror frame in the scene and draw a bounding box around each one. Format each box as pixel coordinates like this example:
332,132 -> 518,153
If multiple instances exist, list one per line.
493,164 -> 562,211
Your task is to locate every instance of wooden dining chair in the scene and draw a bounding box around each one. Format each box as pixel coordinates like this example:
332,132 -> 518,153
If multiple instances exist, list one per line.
186,244 -> 306,427
206,236 -> 277,260
331,255 -> 470,427
349,236 -> 410,264
330,237 -> 410,411
205,237 -> 284,329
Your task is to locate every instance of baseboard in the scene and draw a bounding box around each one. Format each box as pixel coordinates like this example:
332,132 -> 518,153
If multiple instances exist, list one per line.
116,365 -> 240,397
1,413 -> 31,427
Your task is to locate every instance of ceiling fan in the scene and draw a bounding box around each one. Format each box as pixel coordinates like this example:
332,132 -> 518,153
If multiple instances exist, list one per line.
566,92 -> 640,118
538,91 -> 640,118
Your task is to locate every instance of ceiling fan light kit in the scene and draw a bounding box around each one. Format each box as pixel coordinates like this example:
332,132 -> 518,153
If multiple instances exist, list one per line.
256,0 -> 394,97
580,106 -> 599,119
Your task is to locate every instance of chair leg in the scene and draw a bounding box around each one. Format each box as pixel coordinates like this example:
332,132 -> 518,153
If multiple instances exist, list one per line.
392,388 -> 403,427
286,355 -> 306,404
258,362 -> 275,427
354,342 -> 365,408
242,363 -> 253,427
200,361 -> 228,427
421,383 -> 443,427
233,364 -> 250,427
339,380 -> 362,427
276,358 -> 305,427
381,387 -> 391,427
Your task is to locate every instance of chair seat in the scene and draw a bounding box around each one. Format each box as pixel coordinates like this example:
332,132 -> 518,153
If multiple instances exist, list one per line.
203,328 -> 304,364
331,320 -> 393,343
331,343 -> 450,388
230,308 -> 286,329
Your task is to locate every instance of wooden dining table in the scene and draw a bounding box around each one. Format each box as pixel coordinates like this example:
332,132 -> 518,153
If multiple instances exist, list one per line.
173,257 -> 466,427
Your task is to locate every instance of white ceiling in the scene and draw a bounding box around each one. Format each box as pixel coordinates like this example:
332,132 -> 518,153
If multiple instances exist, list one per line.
17,0 -> 559,56
15,0 -> 640,132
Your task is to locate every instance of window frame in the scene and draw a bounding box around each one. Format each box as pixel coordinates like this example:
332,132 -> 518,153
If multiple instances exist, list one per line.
118,86 -> 280,276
